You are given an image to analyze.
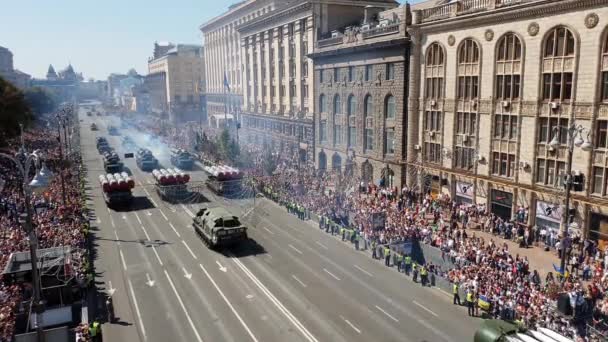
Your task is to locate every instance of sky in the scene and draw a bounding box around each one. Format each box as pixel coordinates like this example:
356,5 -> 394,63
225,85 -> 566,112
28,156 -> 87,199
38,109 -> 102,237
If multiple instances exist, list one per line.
1,0 -> 417,81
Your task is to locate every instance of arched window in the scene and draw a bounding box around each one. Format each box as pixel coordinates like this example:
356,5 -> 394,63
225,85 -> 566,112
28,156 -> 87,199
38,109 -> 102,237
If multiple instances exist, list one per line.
542,27 -> 576,101
455,39 -> 480,170
364,95 -> 373,152
347,95 -> 356,147
333,95 -> 341,114
333,95 -> 342,145
425,43 -> 444,99
601,32 -> 608,101
319,94 -> 326,113
385,95 -> 395,119
495,33 -> 522,101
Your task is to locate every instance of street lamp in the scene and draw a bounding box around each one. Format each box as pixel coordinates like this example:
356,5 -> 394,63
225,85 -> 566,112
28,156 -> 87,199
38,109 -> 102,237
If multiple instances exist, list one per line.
548,122 -> 593,279
0,151 -> 51,342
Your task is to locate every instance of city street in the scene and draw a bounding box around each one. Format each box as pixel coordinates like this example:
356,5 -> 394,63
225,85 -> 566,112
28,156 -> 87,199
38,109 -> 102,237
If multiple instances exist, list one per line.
81,110 -> 479,342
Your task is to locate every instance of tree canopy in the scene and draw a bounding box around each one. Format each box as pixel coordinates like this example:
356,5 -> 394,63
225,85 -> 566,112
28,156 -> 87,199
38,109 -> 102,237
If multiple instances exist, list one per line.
23,86 -> 58,116
0,77 -> 32,145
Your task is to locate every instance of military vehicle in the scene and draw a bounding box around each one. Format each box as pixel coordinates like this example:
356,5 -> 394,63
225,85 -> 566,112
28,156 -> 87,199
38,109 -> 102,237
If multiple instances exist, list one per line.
99,172 -> 134,207
203,164 -> 243,196
136,148 -> 159,171
474,320 -> 574,342
193,207 -> 247,248
96,137 -> 113,154
170,149 -> 195,170
153,168 -> 190,202
103,152 -> 123,173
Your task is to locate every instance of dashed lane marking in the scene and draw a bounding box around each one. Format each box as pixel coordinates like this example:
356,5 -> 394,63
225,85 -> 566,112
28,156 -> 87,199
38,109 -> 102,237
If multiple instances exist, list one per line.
323,268 -> 341,281
413,300 -> 439,317
182,240 -> 198,259
291,275 -> 307,288
339,316 -> 361,334
375,305 -> 399,322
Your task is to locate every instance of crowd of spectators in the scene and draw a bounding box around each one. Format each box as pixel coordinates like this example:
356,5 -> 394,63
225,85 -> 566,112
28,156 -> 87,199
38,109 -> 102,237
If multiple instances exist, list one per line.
0,123 -> 89,341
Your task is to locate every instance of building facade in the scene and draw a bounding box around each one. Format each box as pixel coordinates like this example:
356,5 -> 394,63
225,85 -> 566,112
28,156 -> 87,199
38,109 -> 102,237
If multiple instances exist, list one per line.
32,64 -> 82,101
200,0 -> 280,126
147,43 -> 205,122
408,0 -> 608,245
310,4 -> 408,187
0,46 -> 30,89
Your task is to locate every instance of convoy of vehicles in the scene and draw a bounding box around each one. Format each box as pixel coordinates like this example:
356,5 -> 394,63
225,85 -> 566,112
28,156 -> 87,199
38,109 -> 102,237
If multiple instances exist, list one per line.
99,172 -> 134,207
136,148 -> 159,171
474,320 -> 575,342
170,149 -> 195,170
192,207 -> 247,248
96,137 -> 113,154
103,152 -> 124,173
203,164 -> 243,196
152,168 -> 191,202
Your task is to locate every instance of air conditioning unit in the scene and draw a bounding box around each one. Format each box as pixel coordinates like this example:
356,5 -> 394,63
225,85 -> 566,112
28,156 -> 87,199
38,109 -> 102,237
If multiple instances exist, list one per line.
414,144 -> 421,150
477,155 -> 485,162
548,145 -> 555,152
430,99 -> 437,107
519,161 -> 529,170
429,131 -> 436,138
462,135 -> 469,143
501,100 -> 510,108
471,100 -> 478,109
550,102 -> 560,109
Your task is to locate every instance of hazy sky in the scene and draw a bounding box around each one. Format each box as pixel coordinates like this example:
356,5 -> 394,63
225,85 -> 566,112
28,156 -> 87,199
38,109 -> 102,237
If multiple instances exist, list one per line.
1,0 -> 416,80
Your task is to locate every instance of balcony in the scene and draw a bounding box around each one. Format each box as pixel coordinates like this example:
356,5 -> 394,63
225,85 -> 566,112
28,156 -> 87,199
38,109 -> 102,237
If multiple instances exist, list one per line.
317,36 -> 343,48
362,23 -> 400,39
418,0 -> 522,23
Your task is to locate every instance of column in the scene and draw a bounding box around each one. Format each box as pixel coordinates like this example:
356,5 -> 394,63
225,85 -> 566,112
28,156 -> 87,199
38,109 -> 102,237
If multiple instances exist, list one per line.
241,37 -> 249,111
283,24 -> 291,116
294,20 -> 302,115
273,27 -> 281,115
256,33 -> 263,113
305,16 -> 314,118
264,31 -> 272,113
406,38 -> 421,187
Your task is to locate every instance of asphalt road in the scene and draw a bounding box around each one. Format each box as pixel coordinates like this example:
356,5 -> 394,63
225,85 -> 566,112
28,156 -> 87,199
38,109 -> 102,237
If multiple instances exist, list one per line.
79,109 -> 480,342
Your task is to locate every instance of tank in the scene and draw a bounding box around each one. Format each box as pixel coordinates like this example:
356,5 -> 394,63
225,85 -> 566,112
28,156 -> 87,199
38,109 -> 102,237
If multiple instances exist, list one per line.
192,207 -> 248,248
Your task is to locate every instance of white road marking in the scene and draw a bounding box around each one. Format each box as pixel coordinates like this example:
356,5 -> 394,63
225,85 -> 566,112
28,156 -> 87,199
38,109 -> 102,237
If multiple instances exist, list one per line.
96,218 -> 101,224
288,244 -> 303,255
315,241 -> 328,250
354,265 -> 374,277
262,227 -> 275,235
106,207 -> 111,214
110,217 -> 115,228
182,240 -> 198,259
119,250 -> 127,270
291,275 -> 307,288
138,181 -> 144,187
375,305 -> 399,322
127,278 -> 147,340
413,300 -> 439,317
147,179 -> 153,185
230,255 -> 318,342
122,214 -> 127,220
145,273 -> 155,287
114,231 -> 120,245
169,223 -> 181,237
146,211 -> 152,216
199,263 -> 259,342
339,316 -> 361,334
183,267 -> 192,279
246,294 -> 254,299
107,281 -> 116,296
164,270 -> 204,342
134,212 -> 142,224
148,197 -> 158,207
159,209 -> 168,221
323,268 -> 341,281
140,225 -> 151,241
181,204 -> 195,218
216,260 -> 227,272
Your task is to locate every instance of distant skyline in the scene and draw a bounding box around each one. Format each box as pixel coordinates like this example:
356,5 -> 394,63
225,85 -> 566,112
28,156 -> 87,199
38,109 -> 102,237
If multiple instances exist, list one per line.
1,0 -> 416,80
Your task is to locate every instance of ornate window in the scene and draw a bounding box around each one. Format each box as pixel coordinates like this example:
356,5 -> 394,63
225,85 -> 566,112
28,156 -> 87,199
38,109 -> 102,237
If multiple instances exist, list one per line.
495,33 -> 522,100
455,39 -> 480,170
364,95 -> 374,152
333,95 -> 342,145
425,43 -> 444,100
542,27 -> 575,102
385,95 -> 395,119
601,33 -> 608,101
347,95 -> 356,147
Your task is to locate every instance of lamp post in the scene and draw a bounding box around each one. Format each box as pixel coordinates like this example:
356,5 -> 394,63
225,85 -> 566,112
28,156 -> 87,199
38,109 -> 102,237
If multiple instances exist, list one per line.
548,122 -> 593,279
0,151 -> 51,342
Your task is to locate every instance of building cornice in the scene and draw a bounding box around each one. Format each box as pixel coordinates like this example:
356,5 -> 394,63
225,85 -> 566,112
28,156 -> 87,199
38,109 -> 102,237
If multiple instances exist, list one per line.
238,1 -> 312,35
309,37 -> 409,59
199,0 -> 270,33
414,0 -> 608,34
241,111 -> 313,124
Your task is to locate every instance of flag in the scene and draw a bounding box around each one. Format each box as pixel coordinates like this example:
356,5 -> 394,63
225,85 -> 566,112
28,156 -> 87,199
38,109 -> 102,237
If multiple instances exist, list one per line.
553,263 -> 564,275
223,72 -> 230,91
478,295 -> 491,311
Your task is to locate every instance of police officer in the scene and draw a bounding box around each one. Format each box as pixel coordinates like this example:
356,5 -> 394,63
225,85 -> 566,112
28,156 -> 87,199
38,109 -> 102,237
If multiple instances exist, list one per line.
371,240 -> 377,259
453,282 -> 461,305
466,289 -> 476,316
396,253 -> 403,272
412,263 -> 418,282
420,265 -> 428,286
404,255 -> 412,275
319,215 -> 324,230
354,231 -> 360,250
341,227 -> 346,241
384,246 -> 391,267
90,319 -> 101,341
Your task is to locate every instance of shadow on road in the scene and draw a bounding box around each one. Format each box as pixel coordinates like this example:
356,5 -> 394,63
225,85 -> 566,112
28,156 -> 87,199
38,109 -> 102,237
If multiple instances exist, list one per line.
221,238 -> 267,258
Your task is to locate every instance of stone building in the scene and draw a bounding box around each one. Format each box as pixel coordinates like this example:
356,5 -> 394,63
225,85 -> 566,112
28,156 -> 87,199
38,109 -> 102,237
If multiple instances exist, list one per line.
408,0 -> 608,245
147,43 -> 205,122
0,46 -> 30,89
200,0 -> 281,127
310,4 -> 408,187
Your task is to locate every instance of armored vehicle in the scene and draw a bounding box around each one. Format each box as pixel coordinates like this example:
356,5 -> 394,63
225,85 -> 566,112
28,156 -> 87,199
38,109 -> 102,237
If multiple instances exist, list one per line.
99,172 -> 134,207
103,152 -> 123,173
170,149 -> 194,170
153,168 -> 190,203
136,148 -> 159,171
193,207 -> 247,248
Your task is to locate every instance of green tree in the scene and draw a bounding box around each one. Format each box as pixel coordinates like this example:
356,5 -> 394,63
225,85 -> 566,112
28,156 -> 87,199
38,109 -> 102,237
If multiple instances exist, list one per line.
23,86 -> 57,116
262,148 -> 279,176
0,77 -> 32,145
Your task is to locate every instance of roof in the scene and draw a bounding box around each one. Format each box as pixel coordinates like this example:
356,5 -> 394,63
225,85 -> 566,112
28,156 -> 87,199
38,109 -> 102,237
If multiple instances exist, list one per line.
206,207 -> 236,220
3,246 -> 72,275
410,0 -> 447,10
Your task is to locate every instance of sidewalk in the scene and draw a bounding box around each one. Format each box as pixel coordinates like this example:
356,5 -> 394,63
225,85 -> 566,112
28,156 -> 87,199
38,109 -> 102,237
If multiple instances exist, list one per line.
466,227 -> 561,277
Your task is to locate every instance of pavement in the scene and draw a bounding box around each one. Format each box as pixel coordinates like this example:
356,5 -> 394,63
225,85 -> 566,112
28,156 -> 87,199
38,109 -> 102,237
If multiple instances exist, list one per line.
79,109 -> 481,342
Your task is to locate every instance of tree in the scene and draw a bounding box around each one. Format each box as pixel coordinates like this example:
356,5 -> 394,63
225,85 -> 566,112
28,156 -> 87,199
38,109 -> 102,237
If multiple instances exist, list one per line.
216,128 -> 241,162
23,86 -> 58,116
0,76 -> 32,145
262,148 -> 279,176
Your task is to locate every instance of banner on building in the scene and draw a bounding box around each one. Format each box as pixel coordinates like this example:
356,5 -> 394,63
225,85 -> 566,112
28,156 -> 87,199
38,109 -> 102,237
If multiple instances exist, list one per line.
456,182 -> 473,199
536,201 -> 562,223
